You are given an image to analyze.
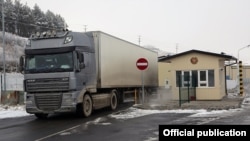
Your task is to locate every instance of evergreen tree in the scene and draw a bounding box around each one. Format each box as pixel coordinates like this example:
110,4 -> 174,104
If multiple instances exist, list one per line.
18,3 -> 34,37
4,0 -> 15,34
0,0 -> 67,37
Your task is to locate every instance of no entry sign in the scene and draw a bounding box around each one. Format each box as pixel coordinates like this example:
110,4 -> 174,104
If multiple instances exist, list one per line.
136,58 -> 148,70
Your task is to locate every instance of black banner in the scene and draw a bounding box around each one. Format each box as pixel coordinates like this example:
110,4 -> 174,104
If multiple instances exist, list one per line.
159,125 -> 250,140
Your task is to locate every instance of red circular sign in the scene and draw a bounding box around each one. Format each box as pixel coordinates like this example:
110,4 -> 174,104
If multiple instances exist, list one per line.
136,58 -> 148,70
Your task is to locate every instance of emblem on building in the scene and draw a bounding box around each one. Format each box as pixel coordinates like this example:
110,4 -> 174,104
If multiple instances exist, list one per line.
190,57 -> 198,64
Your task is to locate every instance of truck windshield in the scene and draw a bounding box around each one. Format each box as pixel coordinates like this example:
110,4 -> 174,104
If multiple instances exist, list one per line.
25,52 -> 74,73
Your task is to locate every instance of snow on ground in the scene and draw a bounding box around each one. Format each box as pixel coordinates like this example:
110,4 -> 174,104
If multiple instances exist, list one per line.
109,106 -> 242,120
109,107 -> 205,120
0,104 -> 242,120
0,104 -> 31,119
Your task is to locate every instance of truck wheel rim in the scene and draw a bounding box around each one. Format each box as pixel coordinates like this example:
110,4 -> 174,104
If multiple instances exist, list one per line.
83,95 -> 92,116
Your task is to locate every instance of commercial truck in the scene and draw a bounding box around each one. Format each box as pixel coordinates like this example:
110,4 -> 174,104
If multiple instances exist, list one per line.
19,30 -> 158,118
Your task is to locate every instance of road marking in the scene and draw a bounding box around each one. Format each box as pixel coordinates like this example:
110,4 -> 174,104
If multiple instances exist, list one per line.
35,125 -> 80,141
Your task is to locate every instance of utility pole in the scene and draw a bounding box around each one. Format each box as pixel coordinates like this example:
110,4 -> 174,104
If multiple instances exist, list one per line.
138,35 -> 141,46
84,25 -> 87,32
14,5 -> 19,72
176,43 -> 178,53
1,0 -> 6,103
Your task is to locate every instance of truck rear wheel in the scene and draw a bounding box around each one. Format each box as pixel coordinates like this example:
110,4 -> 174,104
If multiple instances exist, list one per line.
110,90 -> 118,110
82,94 -> 93,117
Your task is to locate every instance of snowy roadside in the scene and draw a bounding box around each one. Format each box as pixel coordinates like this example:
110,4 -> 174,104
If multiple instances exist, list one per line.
0,104 -> 243,120
0,104 -> 31,119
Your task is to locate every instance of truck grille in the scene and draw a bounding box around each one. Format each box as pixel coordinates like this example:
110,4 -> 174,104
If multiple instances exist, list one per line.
35,93 -> 62,111
26,78 -> 69,92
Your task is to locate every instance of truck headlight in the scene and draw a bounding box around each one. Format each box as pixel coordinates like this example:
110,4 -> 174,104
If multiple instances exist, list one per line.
26,95 -> 34,105
63,94 -> 74,105
26,100 -> 33,105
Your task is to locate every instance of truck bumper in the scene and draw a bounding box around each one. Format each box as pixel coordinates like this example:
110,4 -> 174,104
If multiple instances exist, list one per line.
25,91 -> 79,114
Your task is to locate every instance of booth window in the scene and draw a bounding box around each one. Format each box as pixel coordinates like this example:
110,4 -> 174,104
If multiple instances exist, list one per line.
198,70 -> 214,87
176,71 -> 182,87
176,69 -> 214,88
199,70 -> 207,86
208,70 -> 214,87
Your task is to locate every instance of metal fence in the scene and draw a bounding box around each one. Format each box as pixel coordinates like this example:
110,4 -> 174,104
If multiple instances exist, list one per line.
0,73 -> 24,105
177,75 -> 197,106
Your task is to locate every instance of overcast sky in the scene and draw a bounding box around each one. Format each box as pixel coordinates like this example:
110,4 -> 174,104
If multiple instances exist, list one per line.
20,0 -> 250,64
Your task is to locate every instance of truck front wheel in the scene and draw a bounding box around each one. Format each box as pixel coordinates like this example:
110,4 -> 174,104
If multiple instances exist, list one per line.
82,94 -> 93,117
110,90 -> 118,110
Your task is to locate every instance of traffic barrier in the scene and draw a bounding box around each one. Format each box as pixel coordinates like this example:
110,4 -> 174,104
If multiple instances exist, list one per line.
239,61 -> 244,96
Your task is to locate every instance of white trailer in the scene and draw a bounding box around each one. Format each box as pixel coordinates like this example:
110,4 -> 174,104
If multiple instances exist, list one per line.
91,31 -> 158,88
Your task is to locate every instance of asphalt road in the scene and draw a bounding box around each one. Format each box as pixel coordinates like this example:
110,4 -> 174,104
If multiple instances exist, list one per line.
0,102 -> 134,141
1,102 -> 250,141
39,107 -> 250,141
40,113 -> 194,141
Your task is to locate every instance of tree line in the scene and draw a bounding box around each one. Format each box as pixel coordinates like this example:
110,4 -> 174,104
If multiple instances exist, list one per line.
0,0 -> 67,37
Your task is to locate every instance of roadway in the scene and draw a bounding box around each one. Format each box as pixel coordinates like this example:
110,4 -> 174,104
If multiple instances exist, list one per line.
0,101 -> 250,141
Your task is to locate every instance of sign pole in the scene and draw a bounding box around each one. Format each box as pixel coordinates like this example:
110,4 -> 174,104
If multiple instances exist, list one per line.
142,70 -> 144,104
136,58 -> 148,104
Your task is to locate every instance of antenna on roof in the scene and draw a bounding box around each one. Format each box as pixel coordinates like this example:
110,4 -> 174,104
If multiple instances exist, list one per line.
176,43 -> 178,53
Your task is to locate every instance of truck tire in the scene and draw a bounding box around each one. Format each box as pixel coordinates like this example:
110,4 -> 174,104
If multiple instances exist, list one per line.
82,94 -> 93,117
110,90 -> 118,110
35,113 -> 48,119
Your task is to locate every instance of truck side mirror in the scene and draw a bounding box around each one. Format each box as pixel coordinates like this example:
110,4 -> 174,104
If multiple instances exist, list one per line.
77,52 -> 84,63
80,63 -> 85,69
19,56 -> 25,73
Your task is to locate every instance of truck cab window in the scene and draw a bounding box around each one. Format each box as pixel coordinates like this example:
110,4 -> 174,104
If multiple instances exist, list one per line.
25,52 -> 74,73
